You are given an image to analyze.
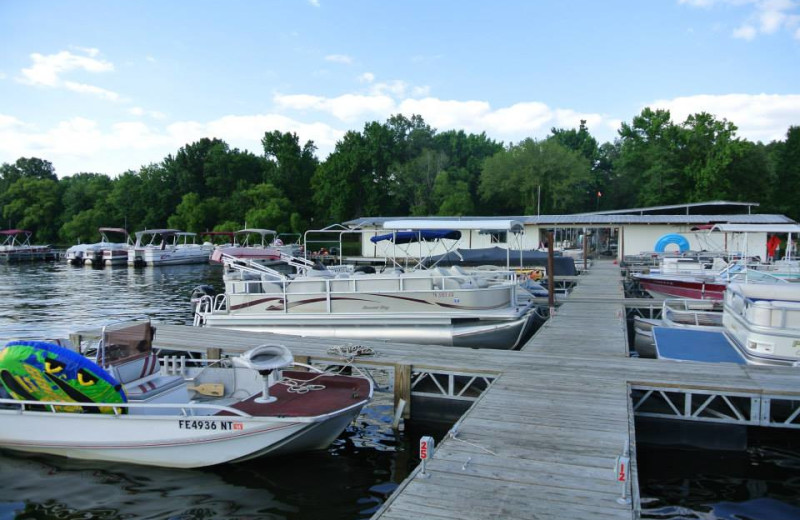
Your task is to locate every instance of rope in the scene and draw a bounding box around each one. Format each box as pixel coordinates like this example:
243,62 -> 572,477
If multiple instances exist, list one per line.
274,343 -> 376,393
327,343 -> 376,361
448,429 -> 497,456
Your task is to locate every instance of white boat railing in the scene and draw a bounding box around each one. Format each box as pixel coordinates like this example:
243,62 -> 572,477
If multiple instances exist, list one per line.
662,299 -> 723,327
0,396 -> 254,417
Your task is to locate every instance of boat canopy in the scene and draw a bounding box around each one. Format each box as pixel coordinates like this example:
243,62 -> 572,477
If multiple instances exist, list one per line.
0,229 -> 31,235
370,229 -> 462,244
710,224 -> 800,233
423,247 -> 578,276
382,219 -> 525,233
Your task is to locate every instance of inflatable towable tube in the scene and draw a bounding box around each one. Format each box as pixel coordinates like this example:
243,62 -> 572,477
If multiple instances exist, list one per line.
654,233 -> 690,253
0,340 -> 127,413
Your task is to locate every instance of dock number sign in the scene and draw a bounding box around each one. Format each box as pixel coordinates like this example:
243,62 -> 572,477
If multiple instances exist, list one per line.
614,455 -> 629,482
420,436 -> 434,460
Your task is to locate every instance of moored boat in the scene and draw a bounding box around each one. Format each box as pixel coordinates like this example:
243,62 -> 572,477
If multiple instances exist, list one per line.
0,321 -> 372,468
128,229 -> 213,266
193,252 -> 538,349
65,228 -> 131,266
0,229 -> 58,263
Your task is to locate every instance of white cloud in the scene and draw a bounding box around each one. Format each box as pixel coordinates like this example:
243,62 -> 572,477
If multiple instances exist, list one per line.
18,49 -> 120,101
325,54 -> 353,64
309,0 -> 320,6
358,72 -> 375,83
0,112 -> 347,177
274,92 -> 396,122
649,93 -> 800,142
733,24 -> 758,38
63,81 -> 120,101
680,0 -> 800,40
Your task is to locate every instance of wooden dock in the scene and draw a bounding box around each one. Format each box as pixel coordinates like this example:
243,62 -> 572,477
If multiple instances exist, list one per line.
70,260 -> 800,519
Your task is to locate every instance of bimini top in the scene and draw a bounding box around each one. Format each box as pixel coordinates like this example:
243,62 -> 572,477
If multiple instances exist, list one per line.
370,229 -> 462,244
382,219 -> 524,233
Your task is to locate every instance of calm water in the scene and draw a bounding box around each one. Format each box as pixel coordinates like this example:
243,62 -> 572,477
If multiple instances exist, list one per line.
0,261 -> 450,520
1,262 -> 799,519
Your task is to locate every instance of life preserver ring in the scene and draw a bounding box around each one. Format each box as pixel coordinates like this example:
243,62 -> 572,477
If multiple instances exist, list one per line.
654,234 -> 689,253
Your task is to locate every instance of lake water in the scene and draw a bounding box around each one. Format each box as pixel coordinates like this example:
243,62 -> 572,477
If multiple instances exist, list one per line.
0,261 -> 451,520
1,262 -> 798,519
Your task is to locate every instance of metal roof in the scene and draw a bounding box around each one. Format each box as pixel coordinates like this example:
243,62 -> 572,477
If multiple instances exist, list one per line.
344,213 -> 794,228
582,200 -> 760,216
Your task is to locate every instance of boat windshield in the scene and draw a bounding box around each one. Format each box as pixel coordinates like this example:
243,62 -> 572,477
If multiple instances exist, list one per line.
100,321 -> 154,365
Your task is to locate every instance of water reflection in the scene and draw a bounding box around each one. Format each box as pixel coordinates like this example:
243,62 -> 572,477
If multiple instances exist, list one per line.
0,263 -> 224,341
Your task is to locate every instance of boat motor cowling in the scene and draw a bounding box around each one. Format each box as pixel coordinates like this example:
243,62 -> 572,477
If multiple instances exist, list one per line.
190,285 -> 216,313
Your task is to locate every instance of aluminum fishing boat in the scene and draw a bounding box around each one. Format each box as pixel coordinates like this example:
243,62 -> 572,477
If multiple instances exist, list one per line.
0,321 -> 372,468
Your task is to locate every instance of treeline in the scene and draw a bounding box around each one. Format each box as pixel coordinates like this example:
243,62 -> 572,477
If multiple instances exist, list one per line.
1,108 -> 799,245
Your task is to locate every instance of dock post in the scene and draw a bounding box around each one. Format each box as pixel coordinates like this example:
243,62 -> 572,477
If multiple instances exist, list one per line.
614,440 -> 632,505
394,363 -> 411,419
547,232 -> 555,314
207,347 -> 221,360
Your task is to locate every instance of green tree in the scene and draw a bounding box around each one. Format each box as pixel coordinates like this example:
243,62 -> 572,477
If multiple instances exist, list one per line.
479,138 -> 591,215
681,112 -> 740,201
773,126 -> 800,220
262,131 -> 318,224
241,183 -> 292,230
167,192 -> 222,232
616,108 -> 685,206
1,177 -> 62,241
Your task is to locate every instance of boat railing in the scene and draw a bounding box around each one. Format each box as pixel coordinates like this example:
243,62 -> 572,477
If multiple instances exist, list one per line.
0,396 -> 254,417
662,299 -> 723,327
734,298 -> 800,332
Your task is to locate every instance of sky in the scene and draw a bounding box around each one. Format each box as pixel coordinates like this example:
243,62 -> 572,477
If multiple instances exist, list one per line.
1,0 -> 799,177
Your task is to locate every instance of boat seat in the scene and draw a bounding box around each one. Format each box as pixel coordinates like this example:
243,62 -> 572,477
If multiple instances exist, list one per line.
124,373 -> 187,402
107,353 -> 161,384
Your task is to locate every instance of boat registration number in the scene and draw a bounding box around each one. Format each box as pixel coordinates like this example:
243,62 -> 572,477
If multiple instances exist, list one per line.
178,419 -> 244,431
434,291 -> 454,298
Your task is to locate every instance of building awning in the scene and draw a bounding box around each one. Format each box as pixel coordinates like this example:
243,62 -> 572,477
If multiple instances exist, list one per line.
383,219 -> 524,233
710,224 -> 800,233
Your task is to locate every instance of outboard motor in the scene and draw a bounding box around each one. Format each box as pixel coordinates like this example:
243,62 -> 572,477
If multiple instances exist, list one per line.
354,265 -> 376,274
190,284 -> 216,314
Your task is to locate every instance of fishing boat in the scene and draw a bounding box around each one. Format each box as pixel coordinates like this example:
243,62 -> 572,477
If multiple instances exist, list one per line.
0,321 -> 372,468
127,229 -> 213,266
65,228 -> 131,266
0,229 -> 57,263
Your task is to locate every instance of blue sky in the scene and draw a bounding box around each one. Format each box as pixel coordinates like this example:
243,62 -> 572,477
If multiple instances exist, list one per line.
1,0 -> 799,177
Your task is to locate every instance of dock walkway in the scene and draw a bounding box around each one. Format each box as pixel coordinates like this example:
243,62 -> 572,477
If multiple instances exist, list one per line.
71,260 -> 800,519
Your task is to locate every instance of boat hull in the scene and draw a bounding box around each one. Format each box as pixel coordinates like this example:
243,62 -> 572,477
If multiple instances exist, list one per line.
199,311 -> 538,349
636,276 -> 726,300
0,402 -> 364,469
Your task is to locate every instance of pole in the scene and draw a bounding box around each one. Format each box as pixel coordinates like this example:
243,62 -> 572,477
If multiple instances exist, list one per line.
537,185 -> 541,217
583,228 -> 588,271
547,231 -> 555,313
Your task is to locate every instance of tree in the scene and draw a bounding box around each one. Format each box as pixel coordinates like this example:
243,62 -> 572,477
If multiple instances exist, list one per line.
681,112 -> 740,201
241,183 -> 292,231
1,177 -> 62,241
616,108 -> 685,206
479,138 -> 591,215
773,126 -> 800,220
262,131 -> 318,223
